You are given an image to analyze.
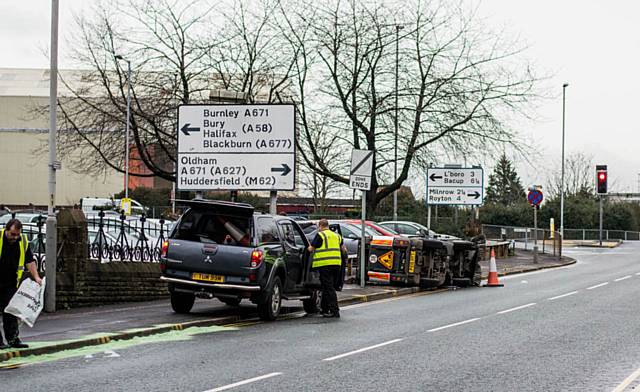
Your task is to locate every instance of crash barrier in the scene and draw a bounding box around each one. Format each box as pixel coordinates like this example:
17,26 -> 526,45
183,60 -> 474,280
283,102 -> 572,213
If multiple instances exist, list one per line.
482,224 -> 563,259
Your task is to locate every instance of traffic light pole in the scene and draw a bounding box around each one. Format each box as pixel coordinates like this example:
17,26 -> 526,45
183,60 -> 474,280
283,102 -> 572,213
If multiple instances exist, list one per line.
599,196 -> 603,247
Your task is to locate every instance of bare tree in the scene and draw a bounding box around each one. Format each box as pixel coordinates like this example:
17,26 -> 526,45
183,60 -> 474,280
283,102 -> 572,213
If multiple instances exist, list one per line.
547,152 -> 595,199
50,0 -> 296,180
279,0 -> 541,213
48,0 -> 542,216
296,121 -> 346,212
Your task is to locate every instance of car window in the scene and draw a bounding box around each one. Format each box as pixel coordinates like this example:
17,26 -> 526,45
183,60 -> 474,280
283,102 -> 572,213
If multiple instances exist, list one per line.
256,217 -> 281,243
340,225 -> 358,239
301,223 -> 318,235
278,221 -> 306,247
395,223 -> 418,235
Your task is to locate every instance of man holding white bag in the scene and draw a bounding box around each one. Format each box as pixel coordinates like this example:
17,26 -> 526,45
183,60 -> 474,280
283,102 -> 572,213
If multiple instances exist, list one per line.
0,219 -> 42,349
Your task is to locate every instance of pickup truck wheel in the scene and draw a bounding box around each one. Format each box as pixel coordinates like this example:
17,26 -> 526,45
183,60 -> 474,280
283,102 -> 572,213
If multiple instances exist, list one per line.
258,276 -> 282,321
170,292 -> 195,314
220,298 -> 241,307
303,289 -> 322,314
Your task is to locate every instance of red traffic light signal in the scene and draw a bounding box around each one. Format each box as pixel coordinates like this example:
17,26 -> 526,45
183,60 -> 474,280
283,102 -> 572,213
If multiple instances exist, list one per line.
596,165 -> 607,194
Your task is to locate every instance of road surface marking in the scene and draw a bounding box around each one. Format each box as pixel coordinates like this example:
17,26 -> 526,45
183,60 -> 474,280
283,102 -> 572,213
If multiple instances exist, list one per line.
341,289 -> 447,310
586,282 -> 609,290
614,275 -> 632,282
612,366 -> 640,392
547,291 -> 579,301
496,303 -> 536,314
204,372 -> 283,392
323,339 -> 403,361
636,272 -> 640,276
428,318 -> 481,332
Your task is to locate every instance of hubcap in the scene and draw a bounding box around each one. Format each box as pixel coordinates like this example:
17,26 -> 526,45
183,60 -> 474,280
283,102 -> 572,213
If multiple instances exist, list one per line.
271,284 -> 281,314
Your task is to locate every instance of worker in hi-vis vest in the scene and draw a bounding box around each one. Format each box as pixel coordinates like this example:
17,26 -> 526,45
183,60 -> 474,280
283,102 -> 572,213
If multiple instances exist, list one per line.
0,219 -> 42,349
308,218 -> 347,318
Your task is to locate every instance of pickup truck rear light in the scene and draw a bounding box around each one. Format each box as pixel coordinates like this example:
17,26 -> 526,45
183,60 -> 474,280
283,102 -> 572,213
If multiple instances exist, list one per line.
161,241 -> 169,258
250,249 -> 264,268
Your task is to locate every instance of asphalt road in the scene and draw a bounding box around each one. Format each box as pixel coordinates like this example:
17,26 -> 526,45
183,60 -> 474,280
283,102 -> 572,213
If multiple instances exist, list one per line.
3,244 -> 640,392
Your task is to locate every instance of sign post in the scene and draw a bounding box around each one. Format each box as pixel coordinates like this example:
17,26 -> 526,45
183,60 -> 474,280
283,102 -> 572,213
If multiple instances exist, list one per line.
350,150 -> 374,288
176,104 -> 295,194
527,187 -> 544,264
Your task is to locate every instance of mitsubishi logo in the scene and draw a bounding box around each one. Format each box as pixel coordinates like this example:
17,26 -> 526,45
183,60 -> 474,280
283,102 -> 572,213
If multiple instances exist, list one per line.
204,255 -> 213,263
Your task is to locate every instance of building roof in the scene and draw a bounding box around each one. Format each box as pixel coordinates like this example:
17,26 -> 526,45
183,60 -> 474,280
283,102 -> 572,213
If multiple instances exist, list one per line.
0,68 -> 88,97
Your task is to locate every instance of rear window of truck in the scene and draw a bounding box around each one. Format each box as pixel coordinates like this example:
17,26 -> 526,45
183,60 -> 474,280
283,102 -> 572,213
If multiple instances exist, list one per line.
173,209 -> 251,245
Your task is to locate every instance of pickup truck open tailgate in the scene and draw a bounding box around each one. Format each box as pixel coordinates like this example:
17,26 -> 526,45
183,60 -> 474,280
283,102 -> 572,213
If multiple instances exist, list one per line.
163,239 -> 254,278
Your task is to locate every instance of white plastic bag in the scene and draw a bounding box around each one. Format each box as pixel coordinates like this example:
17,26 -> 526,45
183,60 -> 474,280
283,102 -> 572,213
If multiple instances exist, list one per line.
5,277 -> 46,328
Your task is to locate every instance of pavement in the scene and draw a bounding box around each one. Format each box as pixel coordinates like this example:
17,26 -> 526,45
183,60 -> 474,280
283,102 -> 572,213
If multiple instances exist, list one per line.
0,248 -> 575,363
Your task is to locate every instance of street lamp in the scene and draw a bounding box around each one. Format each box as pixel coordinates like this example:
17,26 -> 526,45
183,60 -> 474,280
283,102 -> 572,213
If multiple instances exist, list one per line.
560,83 -> 569,243
393,24 -> 404,221
115,55 -> 132,200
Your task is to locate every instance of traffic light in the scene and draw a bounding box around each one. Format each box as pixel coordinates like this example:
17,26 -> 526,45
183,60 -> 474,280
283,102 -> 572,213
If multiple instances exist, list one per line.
596,165 -> 607,194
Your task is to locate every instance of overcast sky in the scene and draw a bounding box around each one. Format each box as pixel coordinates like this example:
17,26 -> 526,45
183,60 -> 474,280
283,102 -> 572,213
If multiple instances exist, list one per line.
1,1 -> 639,194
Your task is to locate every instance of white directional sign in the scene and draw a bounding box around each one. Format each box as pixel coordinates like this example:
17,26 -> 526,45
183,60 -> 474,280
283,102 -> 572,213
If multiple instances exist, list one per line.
349,149 -> 374,190
426,167 -> 484,205
177,104 -> 295,191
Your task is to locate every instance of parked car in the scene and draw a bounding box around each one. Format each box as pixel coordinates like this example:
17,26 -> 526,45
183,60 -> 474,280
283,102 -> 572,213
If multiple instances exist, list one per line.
160,199 -> 322,321
345,220 -> 402,237
0,212 -> 47,225
378,221 -> 459,241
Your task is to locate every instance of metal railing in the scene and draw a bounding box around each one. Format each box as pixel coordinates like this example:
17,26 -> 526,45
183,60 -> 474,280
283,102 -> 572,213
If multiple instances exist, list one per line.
87,211 -> 167,263
562,228 -> 640,241
482,224 -> 562,258
0,211 -> 168,265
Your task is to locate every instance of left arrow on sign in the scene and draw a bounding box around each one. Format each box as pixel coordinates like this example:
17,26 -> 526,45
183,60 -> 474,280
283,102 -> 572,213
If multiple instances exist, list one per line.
429,173 -> 443,182
271,163 -> 291,176
181,123 -> 201,136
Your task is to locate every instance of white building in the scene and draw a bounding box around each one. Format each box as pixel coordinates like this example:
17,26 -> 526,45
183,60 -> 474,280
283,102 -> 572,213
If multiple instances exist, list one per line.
0,68 -> 122,207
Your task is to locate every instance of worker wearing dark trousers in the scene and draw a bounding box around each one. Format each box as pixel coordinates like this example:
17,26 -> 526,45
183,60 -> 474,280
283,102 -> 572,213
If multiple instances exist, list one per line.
308,219 -> 346,318
0,219 -> 42,349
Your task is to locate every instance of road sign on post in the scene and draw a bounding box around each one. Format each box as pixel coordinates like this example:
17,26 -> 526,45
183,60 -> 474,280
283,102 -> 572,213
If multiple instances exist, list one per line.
177,104 -> 295,191
527,186 -> 543,264
527,189 -> 543,206
349,149 -> 374,191
426,167 -> 484,205
349,149 -> 374,288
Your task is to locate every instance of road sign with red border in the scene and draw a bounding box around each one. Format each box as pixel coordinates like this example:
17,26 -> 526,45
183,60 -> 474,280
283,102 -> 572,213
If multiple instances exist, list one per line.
527,190 -> 543,206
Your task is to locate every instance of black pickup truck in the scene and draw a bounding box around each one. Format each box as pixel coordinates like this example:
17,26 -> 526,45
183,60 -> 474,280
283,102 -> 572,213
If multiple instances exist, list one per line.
159,200 -> 321,321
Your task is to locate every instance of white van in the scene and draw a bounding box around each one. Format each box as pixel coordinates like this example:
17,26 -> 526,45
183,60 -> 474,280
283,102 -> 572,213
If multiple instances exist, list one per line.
80,197 -> 146,215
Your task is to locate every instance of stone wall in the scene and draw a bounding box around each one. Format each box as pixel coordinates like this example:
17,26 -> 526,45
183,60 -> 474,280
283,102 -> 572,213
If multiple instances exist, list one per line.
55,208 -> 168,309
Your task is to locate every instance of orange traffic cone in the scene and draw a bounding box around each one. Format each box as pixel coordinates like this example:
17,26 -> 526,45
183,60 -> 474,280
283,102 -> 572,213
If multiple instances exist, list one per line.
483,249 -> 503,287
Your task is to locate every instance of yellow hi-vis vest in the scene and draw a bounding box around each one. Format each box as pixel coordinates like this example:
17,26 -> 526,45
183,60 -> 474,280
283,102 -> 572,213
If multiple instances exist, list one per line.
312,229 -> 342,268
0,229 -> 29,287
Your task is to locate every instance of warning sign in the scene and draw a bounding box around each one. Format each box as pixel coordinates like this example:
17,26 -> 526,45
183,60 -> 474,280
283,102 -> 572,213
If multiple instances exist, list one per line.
378,251 -> 394,270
